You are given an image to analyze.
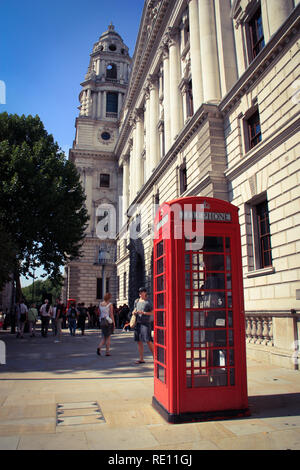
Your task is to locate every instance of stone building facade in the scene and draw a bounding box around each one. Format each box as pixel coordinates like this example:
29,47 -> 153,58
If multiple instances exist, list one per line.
66,0 -> 300,367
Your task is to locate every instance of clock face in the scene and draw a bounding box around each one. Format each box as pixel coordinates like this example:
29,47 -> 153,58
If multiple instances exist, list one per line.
98,128 -> 114,145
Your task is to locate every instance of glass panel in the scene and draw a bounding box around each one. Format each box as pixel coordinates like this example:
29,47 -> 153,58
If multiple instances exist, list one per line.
227,291 -> 232,308
186,349 -> 192,359
156,346 -> 165,364
186,370 -> 192,388
226,255 -> 231,271
156,311 -> 165,327
156,293 -> 164,309
156,275 -> 164,292
229,349 -> 235,366
185,272 -> 190,289
157,329 -> 165,346
156,241 -> 164,258
192,253 -> 205,269
205,310 -> 226,328
192,271 -> 205,290
229,329 -> 234,347
186,311 -> 191,328
226,273 -> 232,289
204,254 -> 224,271
201,291 -> 226,309
228,310 -> 233,327
186,292 -> 191,308
157,257 -> 164,275
202,236 -> 224,253
157,365 -> 166,383
202,273 -> 225,290
205,331 -> 227,348
186,330 -> 191,348
225,237 -> 230,252
230,368 -> 235,386
185,253 -> 190,270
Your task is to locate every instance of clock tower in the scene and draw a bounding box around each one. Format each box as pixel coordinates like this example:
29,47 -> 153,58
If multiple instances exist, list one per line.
66,24 -> 131,305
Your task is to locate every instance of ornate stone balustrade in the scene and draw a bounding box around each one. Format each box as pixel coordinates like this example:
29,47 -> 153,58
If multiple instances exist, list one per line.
245,314 -> 274,347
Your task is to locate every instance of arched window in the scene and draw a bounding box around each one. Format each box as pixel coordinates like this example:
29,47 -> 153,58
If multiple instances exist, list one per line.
106,63 -> 117,79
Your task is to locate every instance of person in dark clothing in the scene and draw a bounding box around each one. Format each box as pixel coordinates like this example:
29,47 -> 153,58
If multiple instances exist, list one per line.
77,303 -> 89,335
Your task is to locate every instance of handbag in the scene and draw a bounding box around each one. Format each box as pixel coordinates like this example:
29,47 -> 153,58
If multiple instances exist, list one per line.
100,317 -> 109,328
129,314 -> 136,329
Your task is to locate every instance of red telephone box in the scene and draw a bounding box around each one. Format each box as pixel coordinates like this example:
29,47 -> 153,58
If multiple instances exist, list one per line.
152,197 -> 249,423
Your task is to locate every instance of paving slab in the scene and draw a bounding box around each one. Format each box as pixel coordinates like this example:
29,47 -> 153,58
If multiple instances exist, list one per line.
0,327 -> 300,450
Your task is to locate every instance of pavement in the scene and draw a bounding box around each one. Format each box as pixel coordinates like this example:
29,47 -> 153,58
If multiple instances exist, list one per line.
0,324 -> 300,451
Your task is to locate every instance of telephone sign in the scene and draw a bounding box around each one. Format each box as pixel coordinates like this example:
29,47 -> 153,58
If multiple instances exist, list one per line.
152,197 -> 249,423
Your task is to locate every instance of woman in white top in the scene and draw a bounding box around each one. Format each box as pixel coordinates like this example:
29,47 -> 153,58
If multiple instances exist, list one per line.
97,292 -> 115,356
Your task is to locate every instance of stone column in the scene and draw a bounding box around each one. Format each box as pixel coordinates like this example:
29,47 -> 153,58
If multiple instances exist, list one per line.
188,0 -> 203,110
129,139 -> 134,204
101,91 -> 106,118
162,43 -> 171,153
149,75 -> 160,173
144,88 -> 151,181
262,0 -> 294,41
135,109 -> 144,192
198,0 -> 221,103
122,158 -> 129,224
97,92 -> 101,118
86,89 -> 92,116
168,27 -> 183,141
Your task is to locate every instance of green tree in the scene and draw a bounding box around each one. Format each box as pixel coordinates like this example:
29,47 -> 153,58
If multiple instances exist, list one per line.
22,277 -> 62,305
0,112 -> 89,297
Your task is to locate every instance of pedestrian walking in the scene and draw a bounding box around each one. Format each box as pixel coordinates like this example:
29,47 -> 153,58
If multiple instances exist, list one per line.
54,299 -> 65,342
132,287 -> 154,364
77,303 -> 89,335
27,303 -> 38,337
40,299 -> 52,337
67,302 -> 78,336
50,303 -> 57,336
16,300 -> 28,338
97,293 -> 115,356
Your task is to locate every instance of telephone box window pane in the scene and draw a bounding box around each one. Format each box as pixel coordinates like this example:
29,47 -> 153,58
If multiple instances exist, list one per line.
156,346 -> 165,364
204,254 -> 224,271
229,349 -> 235,366
225,237 -> 230,252
205,310 -> 226,328
156,275 -> 164,292
186,311 -> 191,328
157,365 -> 166,383
185,272 -> 190,289
226,273 -> 232,289
157,258 -> 164,275
186,330 -> 191,348
192,271 -> 205,289
186,292 -> 190,308
230,368 -> 235,386
186,370 -> 192,388
202,273 -> 225,290
156,241 -> 164,258
157,293 -> 164,309
228,310 -> 233,327
226,255 -> 231,271
157,329 -> 165,346
157,311 -> 165,327
202,292 -> 226,309
227,291 -> 232,308
229,330 -> 234,347
192,253 -> 204,269
202,236 -> 224,252
185,253 -> 191,270
205,330 -> 227,348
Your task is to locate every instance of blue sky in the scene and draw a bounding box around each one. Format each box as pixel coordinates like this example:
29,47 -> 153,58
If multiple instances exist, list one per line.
0,0 -> 144,286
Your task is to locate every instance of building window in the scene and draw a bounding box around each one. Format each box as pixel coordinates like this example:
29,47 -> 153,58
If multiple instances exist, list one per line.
247,196 -> 272,271
106,92 -> 118,115
106,63 -> 117,79
123,272 -> 127,298
247,7 -> 265,62
100,173 -> 110,188
255,200 -> 272,268
180,165 -> 188,194
96,278 -> 102,300
187,80 -> 194,117
245,108 -> 262,151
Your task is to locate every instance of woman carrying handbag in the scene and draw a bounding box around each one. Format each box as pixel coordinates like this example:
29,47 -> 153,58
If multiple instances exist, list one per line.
97,292 -> 115,356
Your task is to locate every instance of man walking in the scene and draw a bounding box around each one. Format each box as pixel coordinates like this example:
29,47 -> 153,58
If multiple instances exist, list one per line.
132,287 -> 154,364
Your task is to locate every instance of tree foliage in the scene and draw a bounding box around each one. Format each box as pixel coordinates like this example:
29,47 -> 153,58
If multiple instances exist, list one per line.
22,277 -> 62,306
0,112 -> 89,292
